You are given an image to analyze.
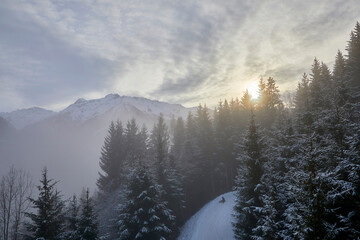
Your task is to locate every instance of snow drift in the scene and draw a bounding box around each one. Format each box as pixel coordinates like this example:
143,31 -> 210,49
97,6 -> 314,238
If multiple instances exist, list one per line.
178,192 -> 236,240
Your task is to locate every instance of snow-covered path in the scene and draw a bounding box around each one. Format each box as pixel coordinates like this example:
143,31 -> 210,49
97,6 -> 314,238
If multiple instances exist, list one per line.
178,192 -> 236,240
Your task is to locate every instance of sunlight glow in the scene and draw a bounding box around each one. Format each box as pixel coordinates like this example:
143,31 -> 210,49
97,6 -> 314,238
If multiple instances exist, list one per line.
247,82 -> 259,99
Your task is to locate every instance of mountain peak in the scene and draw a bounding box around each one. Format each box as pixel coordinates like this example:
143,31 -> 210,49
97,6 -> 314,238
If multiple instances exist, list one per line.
60,94 -> 191,123
2,95 -> 193,129
74,98 -> 87,104
105,93 -> 120,99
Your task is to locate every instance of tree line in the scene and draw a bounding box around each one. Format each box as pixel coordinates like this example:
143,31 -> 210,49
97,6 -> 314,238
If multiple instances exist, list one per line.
233,22 -> 360,239
95,22 -> 360,240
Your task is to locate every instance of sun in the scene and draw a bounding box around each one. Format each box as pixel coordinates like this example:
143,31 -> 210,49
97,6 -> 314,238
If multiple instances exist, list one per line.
247,82 -> 259,99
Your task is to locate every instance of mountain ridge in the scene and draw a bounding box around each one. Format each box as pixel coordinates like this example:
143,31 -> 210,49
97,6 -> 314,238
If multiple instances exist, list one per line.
0,94 -> 194,129
0,107 -> 56,130
0,94 -> 195,196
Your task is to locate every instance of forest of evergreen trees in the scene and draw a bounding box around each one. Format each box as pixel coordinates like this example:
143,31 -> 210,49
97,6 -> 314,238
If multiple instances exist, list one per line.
1,22 -> 359,240
95,21 -> 360,239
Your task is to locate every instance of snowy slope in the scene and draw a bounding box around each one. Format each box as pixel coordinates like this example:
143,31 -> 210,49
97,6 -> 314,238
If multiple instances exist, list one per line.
60,94 -> 191,122
178,192 -> 236,240
0,107 -> 55,129
0,94 -> 192,129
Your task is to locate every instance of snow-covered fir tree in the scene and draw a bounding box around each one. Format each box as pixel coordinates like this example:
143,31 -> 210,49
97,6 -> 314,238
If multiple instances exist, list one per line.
117,163 -> 175,240
91,21 -> 360,240
62,195 -> 80,240
163,155 -> 186,227
261,109 -> 299,239
233,113 -> 268,239
150,114 -> 185,236
77,189 -> 99,240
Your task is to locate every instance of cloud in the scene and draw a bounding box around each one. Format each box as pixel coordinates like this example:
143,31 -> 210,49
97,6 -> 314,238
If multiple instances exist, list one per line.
0,0 -> 359,111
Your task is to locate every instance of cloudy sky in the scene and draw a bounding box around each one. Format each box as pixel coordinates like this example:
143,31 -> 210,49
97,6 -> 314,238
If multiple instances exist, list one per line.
0,0 -> 359,112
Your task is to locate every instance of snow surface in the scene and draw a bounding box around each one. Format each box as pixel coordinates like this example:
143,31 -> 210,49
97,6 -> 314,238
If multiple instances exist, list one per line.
0,94 -> 193,129
0,107 -> 55,129
60,94 -> 191,122
178,192 -> 236,240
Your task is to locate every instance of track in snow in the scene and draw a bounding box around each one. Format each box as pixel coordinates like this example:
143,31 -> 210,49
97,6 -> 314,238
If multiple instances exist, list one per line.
178,191 -> 236,240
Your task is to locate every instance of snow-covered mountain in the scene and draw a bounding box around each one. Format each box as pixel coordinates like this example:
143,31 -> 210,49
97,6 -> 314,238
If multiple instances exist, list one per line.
60,94 -> 190,123
0,94 -> 194,197
0,94 -> 192,130
179,192 -> 236,240
0,107 -> 55,129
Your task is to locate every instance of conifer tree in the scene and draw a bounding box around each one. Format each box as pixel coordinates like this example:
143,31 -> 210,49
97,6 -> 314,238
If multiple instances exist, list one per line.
260,110 -> 299,239
319,62 -> 333,109
181,111 -> 201,216
183,112 -> 198,170
171,117 -> 185,159
345,22 -> 360,122
325,102 -> 360,238
309,58 -> 333,111
164,156 -> 186,228
25,167 -> 65,240
77,189 -> 99,240
150,114 -> 170,187
346,22 -> 360,93
233,113 -> 267,239
118,165 -> 175,240
240,90 -> 254,111
229,91 -> 252,137
333,50 -> 348,107
336,122 -> 360,237
294,131 -> 343,240
229,97 -> 246,143
96,121 -> 130,238
175,106 -> 227,218
195,105 -> 217,201
257,77 -> 282,128
215,99 -> 237,191
309,58 -> 322,110
125,119 -> 145,167
169,117 -> 187,225
139,124 -> 149,155
150,114 -> 185,235
258,78 -> 266,101
301,137 -> 327,239
295,73 -> 312,133
63,195 -> 80,240
97,121 -> 124,192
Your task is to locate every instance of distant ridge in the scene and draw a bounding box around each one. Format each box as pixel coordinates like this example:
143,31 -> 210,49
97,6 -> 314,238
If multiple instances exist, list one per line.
0,107 -> 55,130
0,94 -> 193,129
